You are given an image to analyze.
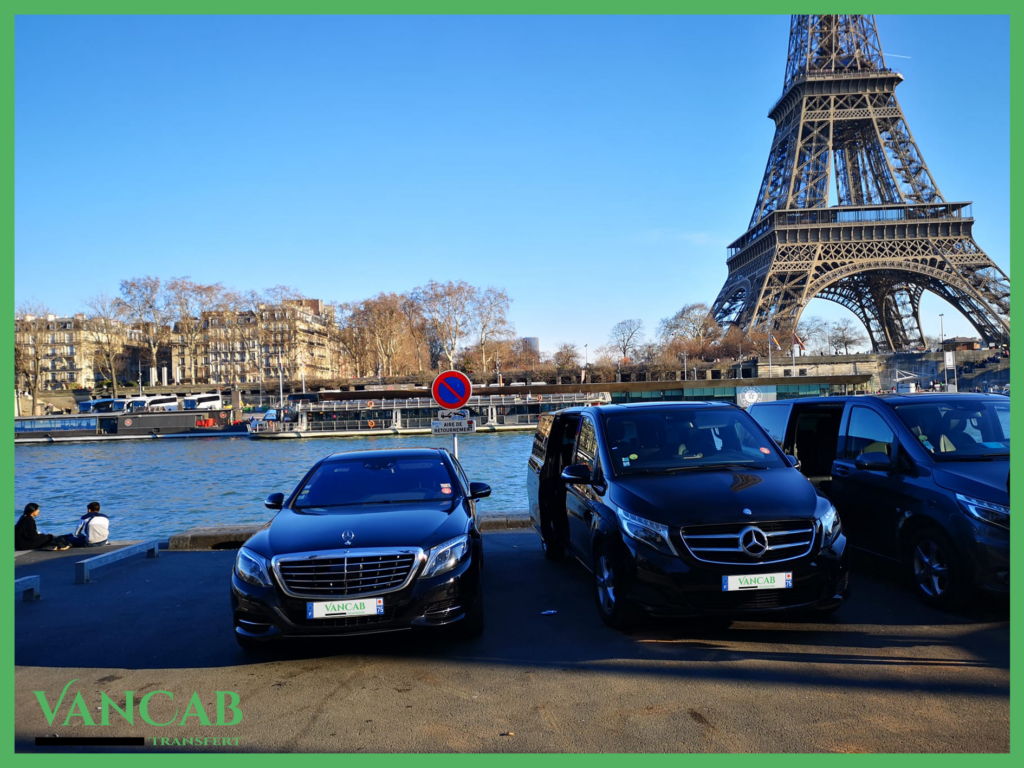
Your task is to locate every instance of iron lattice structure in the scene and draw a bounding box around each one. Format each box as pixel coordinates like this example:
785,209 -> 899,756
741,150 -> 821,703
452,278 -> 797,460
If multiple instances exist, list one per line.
711,15 -> 1010,351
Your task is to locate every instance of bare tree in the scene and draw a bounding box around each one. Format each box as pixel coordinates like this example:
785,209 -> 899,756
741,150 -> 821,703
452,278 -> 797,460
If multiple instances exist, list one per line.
551,342 -> 581,370
400,294 -> 430,372
15,302 -> 51,407
411,280 -> 476,370
118,276 -> 171,376
84,293 -> 128,396
336,302 -> 376,379
659,303 -> 721,357
166,277 -> 225,384
472,286 -> 513,370
608,319 -> 645,362
830,318 -> 869,354
362,293 -> 405,377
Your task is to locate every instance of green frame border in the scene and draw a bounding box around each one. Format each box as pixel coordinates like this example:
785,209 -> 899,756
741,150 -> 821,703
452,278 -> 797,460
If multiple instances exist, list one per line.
5,2 -> 1018,760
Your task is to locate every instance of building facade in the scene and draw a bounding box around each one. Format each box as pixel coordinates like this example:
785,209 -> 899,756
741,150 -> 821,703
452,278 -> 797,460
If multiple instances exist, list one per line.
15,313 -> 101,390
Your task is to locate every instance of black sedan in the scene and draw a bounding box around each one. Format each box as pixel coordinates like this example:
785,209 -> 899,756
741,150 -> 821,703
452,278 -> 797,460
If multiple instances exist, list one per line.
231,447 -> 489,648
527,402 -> 849,629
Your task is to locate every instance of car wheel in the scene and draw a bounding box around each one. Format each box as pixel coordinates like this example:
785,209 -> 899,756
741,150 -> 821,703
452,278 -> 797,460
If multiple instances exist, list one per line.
541,534 -> 565,561
235,630 -> 265,651
907,527 -> 968,610
593,545 -> 640,630
453,590 -> 485,639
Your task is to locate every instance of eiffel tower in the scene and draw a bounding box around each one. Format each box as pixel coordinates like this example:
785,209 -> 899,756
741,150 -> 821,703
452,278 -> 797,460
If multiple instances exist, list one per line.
711,15 -> 1010,352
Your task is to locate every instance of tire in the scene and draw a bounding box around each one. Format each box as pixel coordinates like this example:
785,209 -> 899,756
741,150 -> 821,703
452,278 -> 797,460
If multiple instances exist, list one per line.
906,526 -> 969,611
540,512 -> 566,561
453,590 -> 485,639
234,630 -> 265,651
593,545 -> 641,630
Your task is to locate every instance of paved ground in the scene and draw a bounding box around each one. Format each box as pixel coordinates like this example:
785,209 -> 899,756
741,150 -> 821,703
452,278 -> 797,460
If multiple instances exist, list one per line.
15,531 -> 1009,753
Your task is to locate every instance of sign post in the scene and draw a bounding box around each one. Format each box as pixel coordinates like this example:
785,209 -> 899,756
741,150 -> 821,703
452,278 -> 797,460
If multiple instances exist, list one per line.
430,371 -> 474,458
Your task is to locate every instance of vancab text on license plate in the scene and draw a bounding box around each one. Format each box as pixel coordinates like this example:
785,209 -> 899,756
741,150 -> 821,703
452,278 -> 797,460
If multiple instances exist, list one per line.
721,572 -> 792,591
307,598 -> 384,619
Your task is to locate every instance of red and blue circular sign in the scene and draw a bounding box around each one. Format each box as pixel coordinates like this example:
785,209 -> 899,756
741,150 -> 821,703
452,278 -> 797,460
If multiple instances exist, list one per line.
431,370 -> 473,410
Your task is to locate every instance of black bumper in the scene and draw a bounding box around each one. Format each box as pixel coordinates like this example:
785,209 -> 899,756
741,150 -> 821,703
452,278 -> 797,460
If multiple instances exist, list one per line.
231,554 -> 481,642
618,533 -> 850,617
951,514 -> 1010,594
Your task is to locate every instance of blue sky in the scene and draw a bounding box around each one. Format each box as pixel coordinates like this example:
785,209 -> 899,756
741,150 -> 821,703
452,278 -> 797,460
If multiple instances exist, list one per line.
15,14 -> 1009,355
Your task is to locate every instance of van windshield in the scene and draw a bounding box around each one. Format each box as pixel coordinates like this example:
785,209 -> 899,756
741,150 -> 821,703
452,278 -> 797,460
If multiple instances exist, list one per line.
602,408 -> 786,475
293,457 -> 458,509
894,399 -> 1010,460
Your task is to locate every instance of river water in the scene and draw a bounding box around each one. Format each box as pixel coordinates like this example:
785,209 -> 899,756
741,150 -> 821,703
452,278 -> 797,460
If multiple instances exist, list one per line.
14,432 -> 536,540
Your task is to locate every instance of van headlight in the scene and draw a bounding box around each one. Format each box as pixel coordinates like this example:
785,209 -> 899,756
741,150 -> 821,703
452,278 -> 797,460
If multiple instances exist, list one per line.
820,506 -> 842,546
235,547 -> 273,588
957,494 -> 1009,530
615,507 -> 677,556
423,535 -> 470,577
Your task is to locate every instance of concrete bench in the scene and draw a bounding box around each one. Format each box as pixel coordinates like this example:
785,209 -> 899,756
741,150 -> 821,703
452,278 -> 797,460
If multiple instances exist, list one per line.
15,575 -> 41,601
74,540 -> 160,584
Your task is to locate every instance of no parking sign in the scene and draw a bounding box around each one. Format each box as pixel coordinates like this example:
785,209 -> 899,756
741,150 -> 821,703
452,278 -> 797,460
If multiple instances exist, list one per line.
431,371 -> 472,410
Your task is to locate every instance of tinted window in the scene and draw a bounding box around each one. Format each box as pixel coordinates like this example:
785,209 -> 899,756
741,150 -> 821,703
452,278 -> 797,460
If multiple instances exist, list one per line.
575,418 -> 598,474
894,399 -> 1009,459
845,407 -> 895,459
294,457 -> 457,508
531,414 -> 553,462
748,403 -> 791,447
602,407 -> 785,475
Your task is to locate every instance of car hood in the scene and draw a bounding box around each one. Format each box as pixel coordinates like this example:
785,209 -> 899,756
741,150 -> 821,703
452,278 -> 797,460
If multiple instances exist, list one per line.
247,501 -> 469,557
609,467 -> 822,526
932,460 -> 1010,505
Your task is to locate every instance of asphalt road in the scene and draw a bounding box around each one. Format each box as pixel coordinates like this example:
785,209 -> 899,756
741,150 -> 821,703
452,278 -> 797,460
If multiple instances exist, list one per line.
15,531 -> 1009,753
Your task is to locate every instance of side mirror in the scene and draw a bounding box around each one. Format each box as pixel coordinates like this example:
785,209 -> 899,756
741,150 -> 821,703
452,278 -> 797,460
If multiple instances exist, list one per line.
264,492 -> 285,510
469,482 -> 491,500
854,452 -> 892,472
786,454 -> 801,469
561,464 -> 593,484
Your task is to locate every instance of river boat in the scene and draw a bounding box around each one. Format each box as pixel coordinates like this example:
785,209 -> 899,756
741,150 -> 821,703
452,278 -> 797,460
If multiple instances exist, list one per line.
15,408 -> 247,444
247,392 -> 612,439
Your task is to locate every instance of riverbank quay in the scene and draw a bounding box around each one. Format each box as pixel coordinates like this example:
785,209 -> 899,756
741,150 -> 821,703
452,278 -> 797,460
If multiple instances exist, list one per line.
15,531 -> 1008,753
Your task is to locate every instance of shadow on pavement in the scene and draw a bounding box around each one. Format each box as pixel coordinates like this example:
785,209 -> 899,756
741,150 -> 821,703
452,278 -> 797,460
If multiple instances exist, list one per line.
16,532 -> 1008,698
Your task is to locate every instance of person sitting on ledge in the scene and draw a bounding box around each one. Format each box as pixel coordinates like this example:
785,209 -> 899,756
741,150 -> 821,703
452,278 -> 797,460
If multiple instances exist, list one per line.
67,501 -> 110,547
15,503 -> 70,551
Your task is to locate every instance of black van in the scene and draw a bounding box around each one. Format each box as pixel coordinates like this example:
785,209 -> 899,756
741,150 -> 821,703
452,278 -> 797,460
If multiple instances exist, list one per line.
526,402 -> 849,629
748,394 -> 1009,609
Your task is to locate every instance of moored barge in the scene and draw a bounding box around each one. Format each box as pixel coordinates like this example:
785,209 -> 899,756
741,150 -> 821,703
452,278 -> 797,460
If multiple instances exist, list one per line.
248,392 -> 611,439
15,409 -> 247,444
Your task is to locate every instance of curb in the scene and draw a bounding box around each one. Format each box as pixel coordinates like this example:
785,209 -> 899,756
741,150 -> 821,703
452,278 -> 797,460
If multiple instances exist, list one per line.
169,512 -> 534,550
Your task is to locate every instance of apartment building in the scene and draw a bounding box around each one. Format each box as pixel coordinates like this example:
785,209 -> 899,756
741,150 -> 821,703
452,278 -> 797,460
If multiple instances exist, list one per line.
15,313 -> 101,390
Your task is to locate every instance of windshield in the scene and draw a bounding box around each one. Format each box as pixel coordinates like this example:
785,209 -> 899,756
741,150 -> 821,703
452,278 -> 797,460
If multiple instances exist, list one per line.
894,399 -> 1010,460
293,456 -> 458,509
602,408 -> 786,475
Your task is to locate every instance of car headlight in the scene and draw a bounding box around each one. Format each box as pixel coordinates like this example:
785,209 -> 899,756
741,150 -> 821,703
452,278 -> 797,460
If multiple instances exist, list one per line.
423,535 -> 470,578
615,506 -> 677,556
235,547 -> 273,588
956,493 -> 1009,530
820,505 -> 842,546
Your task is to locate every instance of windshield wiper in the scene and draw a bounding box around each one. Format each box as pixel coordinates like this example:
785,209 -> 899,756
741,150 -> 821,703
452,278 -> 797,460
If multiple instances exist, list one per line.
630,463 -> 769,474
293,500 -> 400,510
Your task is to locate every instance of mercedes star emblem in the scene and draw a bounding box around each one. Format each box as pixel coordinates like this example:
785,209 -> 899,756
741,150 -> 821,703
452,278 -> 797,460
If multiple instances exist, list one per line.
739,526 -> 768,557
341,530 -> 355,545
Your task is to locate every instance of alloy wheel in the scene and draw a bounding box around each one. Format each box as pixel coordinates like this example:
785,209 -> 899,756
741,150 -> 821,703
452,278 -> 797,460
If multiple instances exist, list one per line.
913,538 -> 949,597
596,555 -> 617,614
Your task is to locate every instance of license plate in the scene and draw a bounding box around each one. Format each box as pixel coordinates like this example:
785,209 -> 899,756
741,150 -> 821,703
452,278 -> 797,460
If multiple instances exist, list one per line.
722,572 -> 792,591
306,598 -> 384,619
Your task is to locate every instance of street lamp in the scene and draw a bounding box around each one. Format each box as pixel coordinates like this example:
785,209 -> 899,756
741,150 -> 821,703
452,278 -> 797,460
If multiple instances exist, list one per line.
682,352 -> 688,381
940,314 -> 948,390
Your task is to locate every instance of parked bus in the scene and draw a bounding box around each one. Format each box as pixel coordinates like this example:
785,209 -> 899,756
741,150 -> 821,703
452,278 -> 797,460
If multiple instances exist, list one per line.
183,393 -> 222,411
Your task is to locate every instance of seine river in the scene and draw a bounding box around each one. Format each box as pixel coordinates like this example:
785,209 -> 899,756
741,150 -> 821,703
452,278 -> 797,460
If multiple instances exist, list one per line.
14,432 -> 536,540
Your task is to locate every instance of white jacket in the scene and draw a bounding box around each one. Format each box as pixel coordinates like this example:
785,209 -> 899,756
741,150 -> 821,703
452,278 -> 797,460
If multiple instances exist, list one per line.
75,513 -> 110,544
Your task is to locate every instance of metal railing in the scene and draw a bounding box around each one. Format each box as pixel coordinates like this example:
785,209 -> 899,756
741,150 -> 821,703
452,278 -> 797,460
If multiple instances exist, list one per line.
298,392 -> 605,412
